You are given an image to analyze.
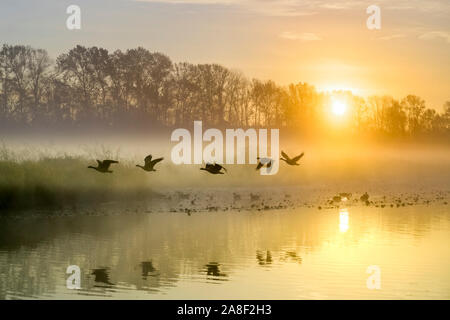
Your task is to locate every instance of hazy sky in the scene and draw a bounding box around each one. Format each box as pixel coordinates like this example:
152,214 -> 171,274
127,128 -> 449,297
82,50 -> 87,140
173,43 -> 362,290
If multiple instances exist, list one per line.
0,0 -> 449,109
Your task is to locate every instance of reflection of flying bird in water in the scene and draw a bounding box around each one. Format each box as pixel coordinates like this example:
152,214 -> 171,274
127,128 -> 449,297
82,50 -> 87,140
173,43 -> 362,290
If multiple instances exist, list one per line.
92,268 -> 115,285
256,250 -> 272,265
205,262 -> 227,277
136,155 -> 163,172
280,151 -> 304,166
281,251 -> 302,264
200,163 -> 227,174
88,160 -> 119,173
140,261 -> 156,279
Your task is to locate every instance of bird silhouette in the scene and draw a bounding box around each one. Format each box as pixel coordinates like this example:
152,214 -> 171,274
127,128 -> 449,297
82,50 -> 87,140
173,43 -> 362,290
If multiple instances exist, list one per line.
205,262 -> 227,277
140,261 -> 156,279
280,151 -> 304,166
200,163 -> 227,174
256,250 -> 273,266
136,155 -> 163,172
88,160 -> 119,173
256,157 -> 273,170
91,268 -> 114,285
360,192 -> 370,202
332,195 -> 342,203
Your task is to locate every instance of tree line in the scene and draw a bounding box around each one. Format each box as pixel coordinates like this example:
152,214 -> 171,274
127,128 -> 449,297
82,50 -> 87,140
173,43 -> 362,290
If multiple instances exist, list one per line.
0,44 -> 449,139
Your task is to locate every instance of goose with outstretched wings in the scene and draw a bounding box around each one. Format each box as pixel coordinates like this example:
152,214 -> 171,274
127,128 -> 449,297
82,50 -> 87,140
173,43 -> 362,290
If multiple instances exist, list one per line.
88,160 -> 119,173
200,163 -> 227,174
136,155 -> 164,172
280,151 -> 304,166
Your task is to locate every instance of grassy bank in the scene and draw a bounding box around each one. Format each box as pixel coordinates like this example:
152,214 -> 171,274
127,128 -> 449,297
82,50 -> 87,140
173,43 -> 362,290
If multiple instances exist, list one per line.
0,154 -> 157,212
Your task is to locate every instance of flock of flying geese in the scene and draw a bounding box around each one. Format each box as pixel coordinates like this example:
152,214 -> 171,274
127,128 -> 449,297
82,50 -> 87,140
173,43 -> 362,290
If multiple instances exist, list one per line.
87,151 -> 305,174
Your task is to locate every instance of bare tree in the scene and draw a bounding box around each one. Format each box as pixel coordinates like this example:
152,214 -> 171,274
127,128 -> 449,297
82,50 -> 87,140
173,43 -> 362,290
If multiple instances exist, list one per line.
0,43 -> 448,139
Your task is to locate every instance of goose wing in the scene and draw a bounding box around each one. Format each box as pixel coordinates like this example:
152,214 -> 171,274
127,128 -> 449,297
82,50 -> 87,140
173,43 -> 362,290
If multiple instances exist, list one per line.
260,157 -> 272,164
214,163 -> 226,172
281,151 -> 290,160
101,160 -> 119,169
144,155 -> 153,165
150,157 -> 163,166
102,160 -> 119,165
291,152 -> 305,162
96,159 -> 107,170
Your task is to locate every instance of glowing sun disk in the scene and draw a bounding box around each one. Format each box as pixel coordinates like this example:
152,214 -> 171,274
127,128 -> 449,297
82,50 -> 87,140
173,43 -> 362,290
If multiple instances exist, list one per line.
332,101 -> 347,116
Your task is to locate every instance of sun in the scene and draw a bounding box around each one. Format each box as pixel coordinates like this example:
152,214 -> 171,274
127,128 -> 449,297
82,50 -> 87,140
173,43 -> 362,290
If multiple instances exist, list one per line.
331,100 -> 347,116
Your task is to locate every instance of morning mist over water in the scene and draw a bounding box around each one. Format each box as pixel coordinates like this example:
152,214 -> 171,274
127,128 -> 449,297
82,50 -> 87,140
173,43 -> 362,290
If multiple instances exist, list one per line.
0,129 -> 448,299
0,0 -> 449,303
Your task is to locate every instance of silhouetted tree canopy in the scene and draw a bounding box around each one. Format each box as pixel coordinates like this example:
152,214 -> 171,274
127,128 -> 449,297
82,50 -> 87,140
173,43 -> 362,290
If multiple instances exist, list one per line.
0,44 -> 448,140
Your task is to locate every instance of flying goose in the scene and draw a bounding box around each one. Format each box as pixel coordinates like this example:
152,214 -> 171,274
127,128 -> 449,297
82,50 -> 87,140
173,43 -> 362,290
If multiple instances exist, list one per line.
280,151 -> 304,166
136,155 -> 163,172
88,160 -> 119,173
200,163 -> 227,174
256,157 -> 273,170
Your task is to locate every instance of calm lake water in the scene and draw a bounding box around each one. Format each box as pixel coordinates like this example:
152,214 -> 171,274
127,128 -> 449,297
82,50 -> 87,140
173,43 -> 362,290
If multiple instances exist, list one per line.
0,204 -> 449,299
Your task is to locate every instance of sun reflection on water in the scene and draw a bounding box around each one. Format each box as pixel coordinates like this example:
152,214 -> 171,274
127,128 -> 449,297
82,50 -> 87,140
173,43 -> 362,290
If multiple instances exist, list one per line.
339,209 -> 349,233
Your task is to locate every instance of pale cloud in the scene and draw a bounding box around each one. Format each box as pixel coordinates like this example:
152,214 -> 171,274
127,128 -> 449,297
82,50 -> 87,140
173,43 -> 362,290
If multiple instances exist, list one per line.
385,5 -> 415,10
386,0 -> 450,12
319,2 -> 354,10
280,31 -> 321,41
135,0 -> 450,14
135,0 -> 317,16
418,31 -> 450,43
379,34 -> 405,41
